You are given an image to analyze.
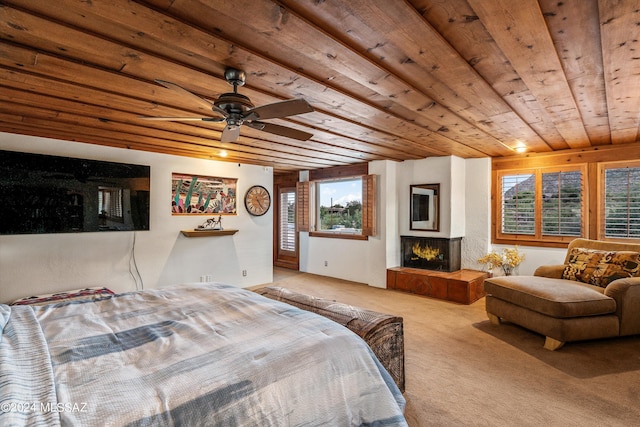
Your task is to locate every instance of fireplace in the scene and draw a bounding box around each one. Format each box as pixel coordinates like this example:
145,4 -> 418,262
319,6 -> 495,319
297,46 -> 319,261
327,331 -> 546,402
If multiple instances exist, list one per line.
401,236 -> 462,272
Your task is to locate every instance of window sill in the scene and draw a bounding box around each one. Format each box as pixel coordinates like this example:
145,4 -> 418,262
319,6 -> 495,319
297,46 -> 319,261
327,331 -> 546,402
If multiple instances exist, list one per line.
309,231 -> 368,241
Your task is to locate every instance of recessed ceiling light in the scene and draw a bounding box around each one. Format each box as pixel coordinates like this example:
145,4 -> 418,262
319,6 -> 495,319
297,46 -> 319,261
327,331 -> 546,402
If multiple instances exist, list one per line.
514,146 -> 527,153
220,150 -> 228,157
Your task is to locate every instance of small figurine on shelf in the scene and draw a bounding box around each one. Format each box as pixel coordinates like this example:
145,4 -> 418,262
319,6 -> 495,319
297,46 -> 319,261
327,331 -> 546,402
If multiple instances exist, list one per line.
197,215 -> 223,231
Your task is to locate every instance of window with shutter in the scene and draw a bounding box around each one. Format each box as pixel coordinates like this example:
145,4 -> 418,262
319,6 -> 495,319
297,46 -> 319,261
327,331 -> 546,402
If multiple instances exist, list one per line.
541,170 -> 583,237
362,174 -> 376,237
296,164 -> 375,240
492,146 -> 640,246
601,162 -> 640,239
500,173 -> 536,235
496,166 -> 585,243
296,181 -> 310,232
279,190 -> 296,252
316,177 -> 363,234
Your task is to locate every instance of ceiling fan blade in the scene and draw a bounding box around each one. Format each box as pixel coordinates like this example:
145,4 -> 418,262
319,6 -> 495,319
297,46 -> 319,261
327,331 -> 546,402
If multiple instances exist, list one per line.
243,98 -> 313,121
246,121 -> 313,141
221,125 -> 241,142
155,80 -> 226,116
139,116 -> 225,122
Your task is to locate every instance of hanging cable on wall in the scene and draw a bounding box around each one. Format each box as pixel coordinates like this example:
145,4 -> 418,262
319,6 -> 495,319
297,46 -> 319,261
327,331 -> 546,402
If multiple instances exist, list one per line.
129,231 -> 144,290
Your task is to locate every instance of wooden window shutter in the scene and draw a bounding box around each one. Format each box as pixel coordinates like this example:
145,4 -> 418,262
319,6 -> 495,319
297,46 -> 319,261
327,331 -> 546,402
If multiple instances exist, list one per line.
362,174 -> 377,236
296,181 -> 310,232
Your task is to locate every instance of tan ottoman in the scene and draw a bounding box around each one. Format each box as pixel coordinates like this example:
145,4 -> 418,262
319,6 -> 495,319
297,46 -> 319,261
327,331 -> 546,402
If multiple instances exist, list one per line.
484,276 -> 619,350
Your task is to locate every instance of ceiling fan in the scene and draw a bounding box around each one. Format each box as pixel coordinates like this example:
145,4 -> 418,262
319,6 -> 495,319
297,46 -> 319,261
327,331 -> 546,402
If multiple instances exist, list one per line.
140,68 -> 314,143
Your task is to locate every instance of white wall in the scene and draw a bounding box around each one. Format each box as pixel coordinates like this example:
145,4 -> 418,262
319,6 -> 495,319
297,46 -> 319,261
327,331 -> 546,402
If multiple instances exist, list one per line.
299,156 -> 494,287
300,160 -> 395,287
491,244 -> 566,275
397,156 -> 465,238
463,158 -> 492,269
463,158 -> 567,274
0,133 -> 568,302
377,160 -> 400,272
450,156 -> 467,238
0,133 -> 273,303
297,154 -> 568,286
461,158 -> 567,274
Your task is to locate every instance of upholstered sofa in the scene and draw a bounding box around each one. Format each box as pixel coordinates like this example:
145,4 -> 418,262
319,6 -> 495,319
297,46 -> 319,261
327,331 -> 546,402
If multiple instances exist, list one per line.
484,238 -> 640,350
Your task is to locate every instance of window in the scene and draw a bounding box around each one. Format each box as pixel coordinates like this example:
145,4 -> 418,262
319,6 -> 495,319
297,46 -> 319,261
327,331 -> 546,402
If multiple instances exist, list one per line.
279,189 -> 296,252
493,146 -> 640,246
317,177 -> 363,234
501,173 -> 535,235
299,164 -> 376,239
496,166 -> 584,243
601,162 -> 640,239
98,187 -> 123,222
541,170 -> 582,236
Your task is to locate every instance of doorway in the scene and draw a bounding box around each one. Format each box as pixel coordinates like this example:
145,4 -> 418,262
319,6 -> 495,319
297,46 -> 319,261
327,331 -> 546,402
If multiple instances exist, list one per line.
273,181 -> 299,269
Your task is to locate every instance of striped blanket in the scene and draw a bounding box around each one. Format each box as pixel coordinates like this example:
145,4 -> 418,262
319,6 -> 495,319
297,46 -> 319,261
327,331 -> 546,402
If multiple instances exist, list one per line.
0,283 -> 407,426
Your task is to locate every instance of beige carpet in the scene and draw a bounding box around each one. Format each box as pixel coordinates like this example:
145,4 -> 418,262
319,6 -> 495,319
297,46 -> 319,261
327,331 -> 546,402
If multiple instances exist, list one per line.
263,268 -> 640,427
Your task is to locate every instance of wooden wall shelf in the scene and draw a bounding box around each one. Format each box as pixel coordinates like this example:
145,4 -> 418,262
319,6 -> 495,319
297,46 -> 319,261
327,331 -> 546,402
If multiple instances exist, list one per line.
180,229 -> 238,237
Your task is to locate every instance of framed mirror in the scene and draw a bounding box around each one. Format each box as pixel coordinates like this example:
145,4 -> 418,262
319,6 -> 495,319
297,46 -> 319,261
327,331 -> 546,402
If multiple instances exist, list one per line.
410,184 -> 440,231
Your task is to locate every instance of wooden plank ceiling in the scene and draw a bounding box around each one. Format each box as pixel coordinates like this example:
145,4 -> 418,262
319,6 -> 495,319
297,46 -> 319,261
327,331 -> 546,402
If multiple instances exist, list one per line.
1,0 -> 638,174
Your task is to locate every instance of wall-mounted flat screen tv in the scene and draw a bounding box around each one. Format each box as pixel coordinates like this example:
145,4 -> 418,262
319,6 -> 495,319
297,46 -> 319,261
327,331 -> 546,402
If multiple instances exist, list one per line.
0,150 -> 150,235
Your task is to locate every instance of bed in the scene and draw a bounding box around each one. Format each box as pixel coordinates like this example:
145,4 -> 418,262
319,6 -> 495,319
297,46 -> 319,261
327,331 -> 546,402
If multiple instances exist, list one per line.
0,283 -> 407,426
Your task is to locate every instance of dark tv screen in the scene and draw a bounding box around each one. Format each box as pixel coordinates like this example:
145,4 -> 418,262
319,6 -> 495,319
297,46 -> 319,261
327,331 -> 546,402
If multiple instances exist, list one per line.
0,150 -> 150,235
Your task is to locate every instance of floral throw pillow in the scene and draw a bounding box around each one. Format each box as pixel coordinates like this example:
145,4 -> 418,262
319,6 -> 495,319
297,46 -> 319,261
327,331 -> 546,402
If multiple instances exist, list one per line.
562,248 -> 640,288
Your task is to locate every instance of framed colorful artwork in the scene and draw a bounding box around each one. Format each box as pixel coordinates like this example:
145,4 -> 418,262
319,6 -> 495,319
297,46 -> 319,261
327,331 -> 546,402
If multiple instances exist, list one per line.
171,173 -> 237,215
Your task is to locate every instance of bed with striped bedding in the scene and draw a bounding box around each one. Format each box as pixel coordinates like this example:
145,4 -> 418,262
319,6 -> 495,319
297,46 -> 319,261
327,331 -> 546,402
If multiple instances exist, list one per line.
0,282 -> 407,426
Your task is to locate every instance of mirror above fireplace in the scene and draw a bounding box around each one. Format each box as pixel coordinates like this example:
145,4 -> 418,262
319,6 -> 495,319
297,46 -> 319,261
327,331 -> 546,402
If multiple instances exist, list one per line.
410,183 -> 439,231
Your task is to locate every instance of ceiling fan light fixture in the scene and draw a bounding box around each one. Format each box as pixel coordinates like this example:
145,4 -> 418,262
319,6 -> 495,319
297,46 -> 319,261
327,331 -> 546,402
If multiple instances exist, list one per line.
141,68 -> 314,143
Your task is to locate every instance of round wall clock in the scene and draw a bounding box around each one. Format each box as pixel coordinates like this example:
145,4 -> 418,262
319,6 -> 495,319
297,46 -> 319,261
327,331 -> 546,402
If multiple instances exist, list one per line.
244,185 -> 271,216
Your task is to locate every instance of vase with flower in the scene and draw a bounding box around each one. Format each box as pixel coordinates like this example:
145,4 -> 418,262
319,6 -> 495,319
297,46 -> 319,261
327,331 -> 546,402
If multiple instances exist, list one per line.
478,246 -> 525,276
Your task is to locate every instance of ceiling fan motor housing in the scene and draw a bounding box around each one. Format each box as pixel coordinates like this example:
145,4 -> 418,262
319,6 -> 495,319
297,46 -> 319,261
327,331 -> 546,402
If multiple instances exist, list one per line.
214,92 -> 254,117
224,68 -> 246,87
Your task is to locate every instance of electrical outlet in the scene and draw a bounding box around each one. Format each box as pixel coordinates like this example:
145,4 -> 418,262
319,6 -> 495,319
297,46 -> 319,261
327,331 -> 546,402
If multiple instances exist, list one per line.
324,261 -> 328,267
242,270 -> 247,277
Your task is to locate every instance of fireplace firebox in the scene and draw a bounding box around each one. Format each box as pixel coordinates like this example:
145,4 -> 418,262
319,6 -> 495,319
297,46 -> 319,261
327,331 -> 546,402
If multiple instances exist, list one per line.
401,236 -> 462,272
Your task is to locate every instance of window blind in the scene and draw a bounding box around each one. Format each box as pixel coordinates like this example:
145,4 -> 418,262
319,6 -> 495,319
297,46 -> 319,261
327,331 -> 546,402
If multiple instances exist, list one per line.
604,167 -> 640,238
501,174 -> 535,235
541,170 -> 582,236
279,190 -> 296,252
